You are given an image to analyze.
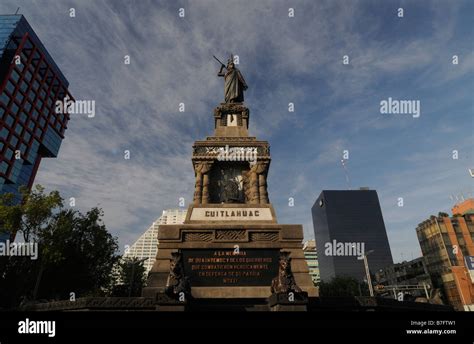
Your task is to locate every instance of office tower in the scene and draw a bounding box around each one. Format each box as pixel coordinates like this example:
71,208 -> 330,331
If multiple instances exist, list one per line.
123,209 -> 187,275
0,15 -> 72,242
0,16 -> 72,204
416,198 -> 474,311
303,239 -> 320,285
311,189 -> 393,283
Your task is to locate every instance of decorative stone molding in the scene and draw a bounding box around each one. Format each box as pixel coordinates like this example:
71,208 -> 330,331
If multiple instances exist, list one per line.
20,297 -> 155,311
183,232 -> 213,242
215,229 -> 246,241
250,232 -> 279,242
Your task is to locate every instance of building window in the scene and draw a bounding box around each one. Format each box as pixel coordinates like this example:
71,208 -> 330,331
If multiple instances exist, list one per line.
21,51 -> 29,64
19,80 -> 28,93
11,70 -> 20,83
6,81 -> 15,94
24,71 -> 33,82
15,125 -> 23,136
23,132 -> 31,143
24,101 -> 32,112
27,90 -> 35,102
31,51 -> 41,67
5,148 -> 13,160
0,161 -> 8,174
15,92 -> 24,104
10,135 -> 18,148
28,138 -> 39,151
19,112 -> 27,124
11,103 -> 20,115
0,127 -> 9,139
0,93 -> 10,106
19,143 -> 27,155
5,115 -> 14,128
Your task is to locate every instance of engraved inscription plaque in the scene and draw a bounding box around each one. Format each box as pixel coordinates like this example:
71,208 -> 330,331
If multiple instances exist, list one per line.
182,249 -> 279,286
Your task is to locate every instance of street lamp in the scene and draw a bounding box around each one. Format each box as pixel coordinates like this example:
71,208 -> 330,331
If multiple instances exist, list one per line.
128,257 -> 148,297
363,250 -> 375,297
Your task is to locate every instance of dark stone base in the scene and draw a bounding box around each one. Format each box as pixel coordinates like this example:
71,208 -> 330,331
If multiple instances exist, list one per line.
155,293 -> 190,311
17,295 -> 454,312
268,292 -> 308,311
19,297 -> 156,311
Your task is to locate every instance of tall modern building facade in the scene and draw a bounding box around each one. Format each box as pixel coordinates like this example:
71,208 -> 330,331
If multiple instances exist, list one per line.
0,15 -> 72,240
303,239 -> 320,285
416,199 -> 474,311
311,189 -> 393,283
123,209 -> 187,275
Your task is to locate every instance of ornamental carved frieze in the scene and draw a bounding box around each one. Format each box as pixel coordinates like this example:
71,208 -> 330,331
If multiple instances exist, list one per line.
183,232 -> 213,242
249,232 -> 279,242
180,230 -> 279,243
215,229 -> 246,241
214,103 -> 249,118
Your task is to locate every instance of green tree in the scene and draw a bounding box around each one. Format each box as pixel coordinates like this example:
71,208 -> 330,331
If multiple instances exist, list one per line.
110,257 -> 147,297
36,207 -> 121,299
0,185 -> 62,242
0,185 -> 120,308
318,276 -> 369,297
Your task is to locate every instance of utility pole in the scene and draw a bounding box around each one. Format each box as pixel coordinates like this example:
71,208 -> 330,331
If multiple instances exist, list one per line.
363,250 -> 374,297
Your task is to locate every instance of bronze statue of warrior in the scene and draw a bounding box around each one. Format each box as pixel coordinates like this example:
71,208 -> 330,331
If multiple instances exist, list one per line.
271,251 -> 302,294
165,251 -> 190,298
216,55 -> 248,103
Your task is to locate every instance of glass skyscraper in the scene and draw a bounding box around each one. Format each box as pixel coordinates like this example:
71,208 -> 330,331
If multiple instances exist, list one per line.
0,15 -> 72,241
311,189 -> 394,283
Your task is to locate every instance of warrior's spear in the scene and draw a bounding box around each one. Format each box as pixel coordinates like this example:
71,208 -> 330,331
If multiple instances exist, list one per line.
213,55 -> 227,69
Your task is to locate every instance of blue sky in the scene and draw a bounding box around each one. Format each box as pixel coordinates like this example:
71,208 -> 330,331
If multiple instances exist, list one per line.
1,0 -> 472,263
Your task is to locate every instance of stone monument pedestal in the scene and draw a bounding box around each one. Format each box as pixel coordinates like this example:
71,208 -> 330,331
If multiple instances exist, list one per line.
143,204 -> 317,300
143,98 -> 318,310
